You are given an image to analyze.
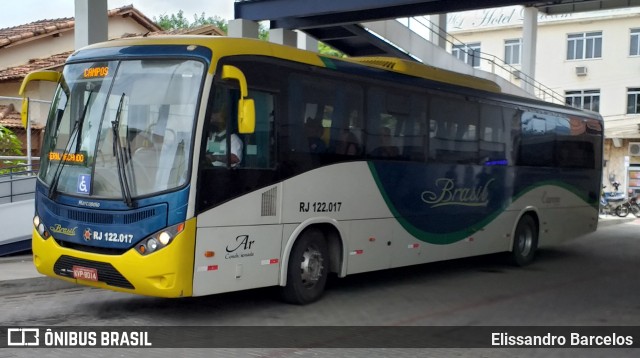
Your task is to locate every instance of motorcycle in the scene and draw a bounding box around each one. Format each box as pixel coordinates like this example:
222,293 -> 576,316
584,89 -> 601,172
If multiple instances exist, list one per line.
600,182 -> 629,217
623,192 -> 640,218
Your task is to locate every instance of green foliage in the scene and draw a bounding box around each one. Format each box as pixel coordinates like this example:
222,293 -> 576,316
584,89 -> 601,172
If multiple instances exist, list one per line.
154,10 -> 191,30
153,10 -> 231,35
318,42 -> 346,57
0,124 -> 24,171
192,12 -> 228,34
153,11 -> 344,57
154,11 -> 269,39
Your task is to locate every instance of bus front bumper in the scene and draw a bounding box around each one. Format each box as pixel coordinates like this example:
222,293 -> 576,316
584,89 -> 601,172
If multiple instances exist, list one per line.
31,219 -> 196,298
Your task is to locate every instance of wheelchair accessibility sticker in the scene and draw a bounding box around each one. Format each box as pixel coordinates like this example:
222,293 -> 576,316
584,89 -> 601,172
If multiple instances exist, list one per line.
77,174 -> 91,195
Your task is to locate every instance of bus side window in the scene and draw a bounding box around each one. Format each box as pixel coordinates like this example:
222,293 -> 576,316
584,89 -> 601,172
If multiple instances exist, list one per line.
401,93 -> 427,162
366,87 -> 428,161
479,104 -> 507,164
242,90 -> 276,169
518,111 -> 554,167
429,95 -> 478,164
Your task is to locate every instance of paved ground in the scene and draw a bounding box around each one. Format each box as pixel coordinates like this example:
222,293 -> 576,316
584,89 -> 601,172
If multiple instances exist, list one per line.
0,214 -> 636,358
0,214 -> 634,297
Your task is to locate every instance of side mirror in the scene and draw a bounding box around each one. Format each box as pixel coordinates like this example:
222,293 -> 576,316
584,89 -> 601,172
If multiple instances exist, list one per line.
221,65 -> 255,134
19,70 -> 61,127
20,98 -> 29,128
238,98 -> 255,134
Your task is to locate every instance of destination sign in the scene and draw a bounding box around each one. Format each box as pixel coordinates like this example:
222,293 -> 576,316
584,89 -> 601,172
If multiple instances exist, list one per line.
83,66 -> 109,78
48,151 -> 87,165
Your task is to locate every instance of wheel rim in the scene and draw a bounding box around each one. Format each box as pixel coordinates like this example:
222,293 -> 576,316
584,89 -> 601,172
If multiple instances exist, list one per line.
618,206 -> 629,216
517,225 -> 533,257
300,245 -> 324,288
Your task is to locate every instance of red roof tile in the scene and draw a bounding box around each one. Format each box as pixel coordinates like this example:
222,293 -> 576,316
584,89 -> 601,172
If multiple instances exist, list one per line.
0,51 -> 70,82
0,104 -> 31,129
0,25 -> 225,83
0,5 -> 161,49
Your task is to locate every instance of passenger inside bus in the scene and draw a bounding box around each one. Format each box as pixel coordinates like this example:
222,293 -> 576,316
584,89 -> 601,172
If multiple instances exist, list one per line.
370,126 -> 400,158
206,109 -> 243,168
304,117 -> 327,153
335,129 -> 360,156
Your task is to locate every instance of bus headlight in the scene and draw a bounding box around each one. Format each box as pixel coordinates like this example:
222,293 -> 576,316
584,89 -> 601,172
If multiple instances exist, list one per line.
135,222 -> 185,256
147,238 -> 159,252
33,214 -> 49,239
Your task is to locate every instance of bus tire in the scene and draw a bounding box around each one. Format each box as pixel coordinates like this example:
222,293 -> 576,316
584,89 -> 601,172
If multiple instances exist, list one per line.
281,228 -> 329,305
510,214 -> 538,266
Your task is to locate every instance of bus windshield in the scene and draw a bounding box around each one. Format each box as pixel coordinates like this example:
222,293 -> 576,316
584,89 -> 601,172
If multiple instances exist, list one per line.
39,58 -> 205,200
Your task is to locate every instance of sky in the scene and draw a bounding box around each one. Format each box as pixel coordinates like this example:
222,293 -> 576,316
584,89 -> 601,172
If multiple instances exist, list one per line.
0,0 -> 234,29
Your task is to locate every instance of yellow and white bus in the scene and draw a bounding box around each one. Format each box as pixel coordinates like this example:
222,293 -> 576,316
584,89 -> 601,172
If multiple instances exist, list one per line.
22,37 -> 603,304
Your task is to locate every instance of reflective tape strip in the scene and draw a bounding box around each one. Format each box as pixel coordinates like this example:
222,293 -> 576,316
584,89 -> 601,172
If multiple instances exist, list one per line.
197,265 -> 218,272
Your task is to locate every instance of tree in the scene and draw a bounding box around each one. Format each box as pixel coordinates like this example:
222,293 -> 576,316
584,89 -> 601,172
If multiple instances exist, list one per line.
154,11 -> 343,55
154,10 -> 191,30
154,10 -> 230,33
192,12 -> 228,34
0,124 -> 24,173
318,42 -> 346,58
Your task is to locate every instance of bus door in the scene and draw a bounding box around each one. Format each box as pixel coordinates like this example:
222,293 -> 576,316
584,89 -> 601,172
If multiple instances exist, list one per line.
194,84 -> 281,296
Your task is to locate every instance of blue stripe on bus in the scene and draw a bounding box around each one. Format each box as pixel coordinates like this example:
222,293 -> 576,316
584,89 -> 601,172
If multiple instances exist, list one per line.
67,45 -> 213,64
35,182 -> 190,250
368,161 -> 598,245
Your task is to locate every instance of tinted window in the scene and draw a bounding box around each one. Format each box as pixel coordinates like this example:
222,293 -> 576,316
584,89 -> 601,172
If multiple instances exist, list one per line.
429,95 -> 478,164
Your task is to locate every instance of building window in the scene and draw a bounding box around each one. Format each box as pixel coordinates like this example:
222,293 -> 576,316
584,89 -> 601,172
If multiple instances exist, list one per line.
504,39 -> 521,65
452,42 -> 481,68
631,29 -> 640,56
628,88 -> 640,114
566,90 -> 600,112
567,32 -> 602,60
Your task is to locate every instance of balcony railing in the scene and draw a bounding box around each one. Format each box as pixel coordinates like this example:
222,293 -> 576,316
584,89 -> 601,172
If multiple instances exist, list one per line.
398,16 -> 565,104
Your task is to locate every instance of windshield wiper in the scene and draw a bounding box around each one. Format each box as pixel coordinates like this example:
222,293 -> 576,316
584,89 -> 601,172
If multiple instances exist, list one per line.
111,93 -> 133,208
48,90 -> 93,199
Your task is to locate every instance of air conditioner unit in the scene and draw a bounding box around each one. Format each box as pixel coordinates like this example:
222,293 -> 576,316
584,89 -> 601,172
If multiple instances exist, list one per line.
575,66 -> 588,76
629,142 -> 640,156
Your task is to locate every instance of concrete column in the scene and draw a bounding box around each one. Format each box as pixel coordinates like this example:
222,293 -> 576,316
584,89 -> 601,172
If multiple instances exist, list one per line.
270,28 -> 297,47
521,6 -> 538,95
297,31 -> 318,52
429,14 -> 447,49
74,0 -> 107,49
228,19 -> 260,38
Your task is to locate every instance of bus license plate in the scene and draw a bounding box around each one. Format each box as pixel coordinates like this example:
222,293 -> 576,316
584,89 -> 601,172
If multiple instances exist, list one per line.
72,265 -> 98,282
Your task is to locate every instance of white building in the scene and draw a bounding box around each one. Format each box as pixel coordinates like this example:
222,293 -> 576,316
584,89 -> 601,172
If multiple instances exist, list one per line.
446,6 -> 640,194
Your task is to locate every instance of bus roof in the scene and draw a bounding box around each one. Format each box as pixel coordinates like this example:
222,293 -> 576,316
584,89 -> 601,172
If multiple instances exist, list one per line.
74,36 -> 601,122
345,57 -> 501,93
76,36 -> 501,93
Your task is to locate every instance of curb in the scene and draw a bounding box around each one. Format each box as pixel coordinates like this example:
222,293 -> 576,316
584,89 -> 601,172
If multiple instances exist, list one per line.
598,216 -> 636,228
0,276 -> 78,296
0,253 -> 32,264
0,254 -> 77,296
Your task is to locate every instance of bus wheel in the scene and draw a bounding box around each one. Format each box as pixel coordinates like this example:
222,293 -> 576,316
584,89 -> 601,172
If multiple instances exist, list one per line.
510,215 -> 538,266
281,229 -> 329,305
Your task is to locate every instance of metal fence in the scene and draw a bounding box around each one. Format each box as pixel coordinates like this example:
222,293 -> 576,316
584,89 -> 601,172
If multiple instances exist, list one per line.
0,162 -> 39,204
0,95 -> 51,169
399,16 -> 565,104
